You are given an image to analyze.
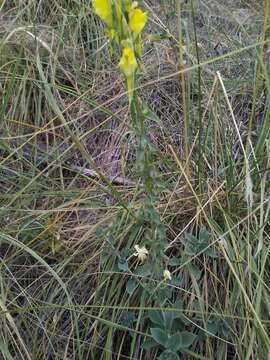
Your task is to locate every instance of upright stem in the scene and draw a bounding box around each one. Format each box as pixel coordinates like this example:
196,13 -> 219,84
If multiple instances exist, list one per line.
245,0 -> 270,153
176,0 -> 189,164
191,0 -> 203,191
131,93 -> 166,275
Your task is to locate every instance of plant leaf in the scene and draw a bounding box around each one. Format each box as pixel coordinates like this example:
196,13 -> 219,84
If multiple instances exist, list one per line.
149,310 -> 164,327
150,328 -> 169,347
166,332 -> 184,352
142,103 -> 161,124
205,248 -> 218,258
206,321 -> 219,335
190,264 -> 202,280
180,331 -> 197,348
158,350 -> 180,360
199,228 -> 211,242
163,307 -> 181,330
134,264 -> 151,276
142,337 -> 158,349
118,259 -> 129,271
168,257 -> 181,266
126,279 -> 137,295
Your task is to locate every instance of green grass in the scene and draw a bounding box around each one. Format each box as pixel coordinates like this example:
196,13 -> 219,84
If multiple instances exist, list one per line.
0,1 -> 270,359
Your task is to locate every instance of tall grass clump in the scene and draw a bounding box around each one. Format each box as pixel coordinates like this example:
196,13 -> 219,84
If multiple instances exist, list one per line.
0,0 -> 269,359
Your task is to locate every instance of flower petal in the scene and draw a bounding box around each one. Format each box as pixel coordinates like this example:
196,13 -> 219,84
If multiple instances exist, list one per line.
129,7 -> 147,36
93,0 -> 113,27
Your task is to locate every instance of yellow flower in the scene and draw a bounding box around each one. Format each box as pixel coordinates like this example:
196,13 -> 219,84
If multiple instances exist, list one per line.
129,7 -> 147,37
92,0 -> 113,27
132,245 -> 148,264
119,47 -> 137,103
163,269 -> 172,281
119,47 -> 137,76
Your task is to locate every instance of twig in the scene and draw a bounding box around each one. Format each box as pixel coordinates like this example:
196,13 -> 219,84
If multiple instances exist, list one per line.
72,165 -> 136,187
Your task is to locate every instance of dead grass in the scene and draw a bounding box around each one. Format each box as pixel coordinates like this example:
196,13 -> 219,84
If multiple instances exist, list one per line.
0,1 -> 269,359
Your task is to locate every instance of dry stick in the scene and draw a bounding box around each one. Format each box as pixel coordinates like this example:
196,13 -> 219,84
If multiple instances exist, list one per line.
71,165 -> 136,187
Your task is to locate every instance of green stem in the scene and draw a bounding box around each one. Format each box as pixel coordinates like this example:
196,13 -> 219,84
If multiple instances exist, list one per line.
176,0 -> 190,164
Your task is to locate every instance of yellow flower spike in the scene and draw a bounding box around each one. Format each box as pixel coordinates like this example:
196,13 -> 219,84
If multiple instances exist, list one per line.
92,0 -> 113,28
119,47 -> 137,103
129,6 -> 147,37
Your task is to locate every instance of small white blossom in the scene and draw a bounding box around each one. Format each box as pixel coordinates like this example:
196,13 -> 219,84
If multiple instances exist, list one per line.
163,269 -> 172,281
132,245 -> 148,264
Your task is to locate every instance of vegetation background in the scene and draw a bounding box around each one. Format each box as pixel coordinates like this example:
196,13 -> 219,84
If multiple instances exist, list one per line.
0,0 -> 269,359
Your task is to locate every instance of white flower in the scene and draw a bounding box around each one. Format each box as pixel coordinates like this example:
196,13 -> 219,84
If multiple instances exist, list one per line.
132,245 -> 148,264
163,269 -> 172,281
